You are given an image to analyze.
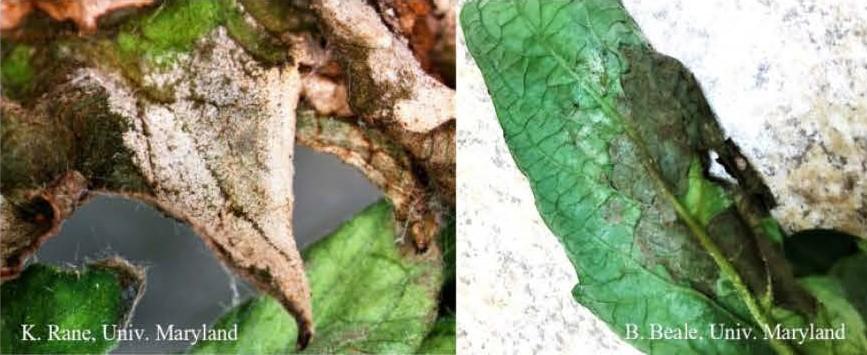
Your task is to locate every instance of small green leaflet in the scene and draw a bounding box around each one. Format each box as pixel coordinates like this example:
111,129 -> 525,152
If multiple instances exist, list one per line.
192,200 -> 447,354
0,259 -> 144,354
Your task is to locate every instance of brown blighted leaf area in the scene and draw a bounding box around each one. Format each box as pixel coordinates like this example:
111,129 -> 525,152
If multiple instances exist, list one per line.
372,0 -> 455,86
312,0 -> 456,202
1,0 -> 454,350
0,0 -> 154,31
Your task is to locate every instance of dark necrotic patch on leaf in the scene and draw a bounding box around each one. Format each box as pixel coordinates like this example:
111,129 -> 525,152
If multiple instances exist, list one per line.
785,229 -> 860,277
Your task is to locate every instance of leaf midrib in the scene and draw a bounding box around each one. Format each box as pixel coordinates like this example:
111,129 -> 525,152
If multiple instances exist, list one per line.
523,7 -> 792,355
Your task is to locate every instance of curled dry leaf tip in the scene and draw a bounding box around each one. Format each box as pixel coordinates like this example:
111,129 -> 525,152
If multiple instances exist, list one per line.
311,0 -> 456,206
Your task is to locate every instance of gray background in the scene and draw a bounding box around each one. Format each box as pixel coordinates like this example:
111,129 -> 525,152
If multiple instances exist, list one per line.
34,147 -> 381,353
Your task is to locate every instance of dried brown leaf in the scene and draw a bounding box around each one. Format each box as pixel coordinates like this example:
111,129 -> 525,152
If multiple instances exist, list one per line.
296,109 -> 441,249
36,0 -> 153,31
311,0 -> 455,202
1,30 -> 314,349
0,0 -> 153,32
301,74 -> 353,118
0,0 -> 33,30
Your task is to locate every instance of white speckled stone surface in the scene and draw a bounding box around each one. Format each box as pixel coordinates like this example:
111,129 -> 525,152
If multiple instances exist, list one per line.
457,0 -> 866,354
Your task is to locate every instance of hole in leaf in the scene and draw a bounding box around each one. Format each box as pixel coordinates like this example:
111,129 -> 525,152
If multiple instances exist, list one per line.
33,147 -> 381,353
707,150 -> 737,184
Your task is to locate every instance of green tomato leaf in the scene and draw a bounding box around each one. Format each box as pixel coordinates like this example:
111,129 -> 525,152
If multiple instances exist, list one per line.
778,249 -> 867,354
0,258 -> 144,354
462,0 -> 863,354
191,200 -> 445,354
825,253 -> 867,324
417,315 -> 456,355
792,276 -> 867,354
